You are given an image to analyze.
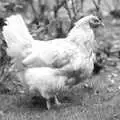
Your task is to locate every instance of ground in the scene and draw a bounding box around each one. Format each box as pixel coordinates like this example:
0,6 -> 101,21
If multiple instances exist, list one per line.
0,16 -> 120,120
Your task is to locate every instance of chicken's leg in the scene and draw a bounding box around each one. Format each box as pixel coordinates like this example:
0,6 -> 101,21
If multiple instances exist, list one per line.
54,95 -> 61,106
46,99 -> 51,110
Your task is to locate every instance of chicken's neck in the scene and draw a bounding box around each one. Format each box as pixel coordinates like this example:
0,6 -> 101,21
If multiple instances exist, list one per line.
67,25 -> 96,56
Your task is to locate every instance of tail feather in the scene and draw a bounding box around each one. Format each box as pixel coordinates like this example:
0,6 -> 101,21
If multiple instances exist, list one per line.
6,14 -> 33,42
2,14 -> 33,58
2,14 -> 34,71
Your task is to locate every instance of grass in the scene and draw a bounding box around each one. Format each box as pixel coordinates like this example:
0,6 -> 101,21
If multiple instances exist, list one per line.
1,70 -> 120,120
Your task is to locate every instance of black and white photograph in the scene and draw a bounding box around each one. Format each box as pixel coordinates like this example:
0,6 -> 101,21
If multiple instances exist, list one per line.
0,0 -> 120,120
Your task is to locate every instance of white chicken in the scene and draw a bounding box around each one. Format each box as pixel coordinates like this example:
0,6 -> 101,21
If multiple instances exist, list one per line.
0,14 -> 104,109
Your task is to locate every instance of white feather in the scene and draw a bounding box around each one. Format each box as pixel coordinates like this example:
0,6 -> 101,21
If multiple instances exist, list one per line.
23,67 -> 68,98
3,14 -> 33,58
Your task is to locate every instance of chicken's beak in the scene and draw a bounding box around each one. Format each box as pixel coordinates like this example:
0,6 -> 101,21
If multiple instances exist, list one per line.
100,21 -> 104,27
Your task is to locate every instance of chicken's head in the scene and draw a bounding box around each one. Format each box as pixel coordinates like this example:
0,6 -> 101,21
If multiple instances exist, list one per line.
75,15 -> 104,29
89,16 -> 104,28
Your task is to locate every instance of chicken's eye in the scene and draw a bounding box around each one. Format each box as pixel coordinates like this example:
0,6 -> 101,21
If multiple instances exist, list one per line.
93,19 -> 99,23
89,18 -> 102,28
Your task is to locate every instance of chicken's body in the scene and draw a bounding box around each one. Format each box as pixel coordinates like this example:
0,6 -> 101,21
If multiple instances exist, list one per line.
22,20 -> 96,69
1,14 -> 103,109
24,67 -> 69,97
24,38 -> 94,71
